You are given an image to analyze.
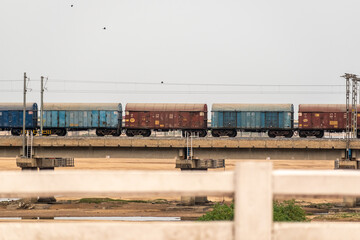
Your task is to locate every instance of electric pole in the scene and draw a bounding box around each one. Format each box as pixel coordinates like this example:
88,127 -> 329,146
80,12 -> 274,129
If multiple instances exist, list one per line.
40,76 -> 44,136
352,77 -> 358,138
342,73 -> 359,160
345,74 -> 350,158
22,72 -> 27,158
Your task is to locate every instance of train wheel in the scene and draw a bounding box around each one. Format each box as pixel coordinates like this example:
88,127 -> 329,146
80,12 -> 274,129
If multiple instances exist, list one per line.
315,131 -> 324,138
11,129 -> 21,136
227,130 -> 237,137
96,129 -> 105,137
125,130 -> 134,137
199,130 -> 207,137
142,130 -> 151,137
56,129 -> 67,136
211,130 -> 220,137
298,131 -> 307,138
268,131 -> 276,138
284,131 -> 294,138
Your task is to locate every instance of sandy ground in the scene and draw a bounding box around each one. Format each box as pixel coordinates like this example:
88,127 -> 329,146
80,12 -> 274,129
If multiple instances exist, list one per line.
0,157 -> 336,171
0,157 -> 341,220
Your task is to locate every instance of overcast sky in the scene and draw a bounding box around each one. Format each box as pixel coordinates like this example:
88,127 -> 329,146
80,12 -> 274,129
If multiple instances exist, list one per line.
0,0 -> 359,109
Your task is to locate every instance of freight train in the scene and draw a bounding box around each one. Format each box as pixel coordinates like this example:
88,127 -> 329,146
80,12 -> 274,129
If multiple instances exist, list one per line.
0,102 -> 357,138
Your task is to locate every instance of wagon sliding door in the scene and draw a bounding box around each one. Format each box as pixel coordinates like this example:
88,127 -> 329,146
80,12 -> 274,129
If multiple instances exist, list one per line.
2,111 -> 9,128
265,112 -> 279,128
99,111 -> 106,127
166,112 -> 175,129
139,112 -> 150,128
59,111 -> 66,128
223,112 -> 236,128
179,112 -> 190,128
190,112 -> 200,128
51,111 -> 59,128
91,111 -> 99,128
311,112 -> 323,128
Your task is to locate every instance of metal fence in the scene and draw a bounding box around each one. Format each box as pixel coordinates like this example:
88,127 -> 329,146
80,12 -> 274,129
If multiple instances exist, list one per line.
0,162 -> 359,239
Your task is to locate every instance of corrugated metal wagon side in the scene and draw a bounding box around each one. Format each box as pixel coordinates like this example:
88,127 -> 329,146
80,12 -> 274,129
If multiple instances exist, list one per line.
42,103 -> 122,136
211,104 -> 294,138
125,103 -> 208,137
298,104 -> 360,138
0,103 -> 38,135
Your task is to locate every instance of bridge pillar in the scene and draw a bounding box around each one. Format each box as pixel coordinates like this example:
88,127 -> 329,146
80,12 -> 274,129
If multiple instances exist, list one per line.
20,167 -> 38,203
17,157 -> 74,203
180,168 -> 208,205
176,154 -> 225,205
38,167 -> 56,203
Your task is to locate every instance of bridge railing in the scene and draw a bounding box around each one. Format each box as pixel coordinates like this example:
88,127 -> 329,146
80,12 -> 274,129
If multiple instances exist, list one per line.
1,162 -> 360,239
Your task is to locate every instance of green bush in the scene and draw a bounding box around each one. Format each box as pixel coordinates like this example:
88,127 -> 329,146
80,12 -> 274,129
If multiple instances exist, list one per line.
198,200 -> 306,222
273,200 -> 307,222
198,203 -> 234,221
78,198 -> 126,204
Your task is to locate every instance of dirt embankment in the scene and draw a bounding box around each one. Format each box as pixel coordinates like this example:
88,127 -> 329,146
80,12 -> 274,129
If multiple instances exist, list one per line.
0,198 -> 216,220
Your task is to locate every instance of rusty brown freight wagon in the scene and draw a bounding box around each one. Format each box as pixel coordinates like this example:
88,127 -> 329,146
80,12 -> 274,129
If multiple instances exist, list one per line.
298,104 -> 360,138
125,103 -> 208,137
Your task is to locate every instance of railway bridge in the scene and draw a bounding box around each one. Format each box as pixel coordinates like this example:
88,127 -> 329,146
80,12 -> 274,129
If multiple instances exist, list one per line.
0,136 -> 358,160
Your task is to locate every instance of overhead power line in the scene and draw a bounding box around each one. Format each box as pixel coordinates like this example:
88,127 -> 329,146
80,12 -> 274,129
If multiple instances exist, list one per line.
47,90 -> 346,94
0,89 -> 345,94
0,80 -> 23,82
0,78 -> 345,87
49,79 -> 344,87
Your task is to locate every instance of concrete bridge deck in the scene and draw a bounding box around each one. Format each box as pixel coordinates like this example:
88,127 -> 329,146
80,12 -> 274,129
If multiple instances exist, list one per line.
0,136 -> 356,149
0,137 -> 357,160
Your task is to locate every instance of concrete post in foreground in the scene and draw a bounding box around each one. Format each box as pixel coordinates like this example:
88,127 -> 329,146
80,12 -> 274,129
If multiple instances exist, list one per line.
235,162 -> 272,240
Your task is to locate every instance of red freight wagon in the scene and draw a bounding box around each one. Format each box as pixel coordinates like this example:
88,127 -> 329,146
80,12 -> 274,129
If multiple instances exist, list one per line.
125,103 -> 208,137
298,104 -> 360,138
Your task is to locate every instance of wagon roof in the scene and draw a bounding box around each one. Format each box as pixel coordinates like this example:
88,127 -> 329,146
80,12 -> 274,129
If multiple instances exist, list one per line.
0,103 -> 37,111
126,103 -> 207,112
299,104 -> 360,112
212,104 -> 293,112
43,103 -> 122,111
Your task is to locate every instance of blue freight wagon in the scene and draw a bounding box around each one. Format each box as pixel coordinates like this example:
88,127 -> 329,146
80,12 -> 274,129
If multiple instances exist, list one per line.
211,104 -> 294,138
42,103 -> 122,136
0,103 -> 38,135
